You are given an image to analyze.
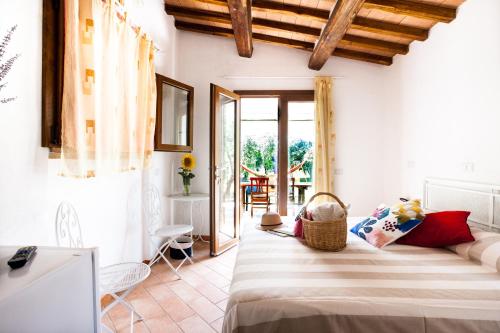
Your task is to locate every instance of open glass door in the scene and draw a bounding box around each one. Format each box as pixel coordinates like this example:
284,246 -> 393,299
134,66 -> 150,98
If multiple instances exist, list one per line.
210,84 -> 241,256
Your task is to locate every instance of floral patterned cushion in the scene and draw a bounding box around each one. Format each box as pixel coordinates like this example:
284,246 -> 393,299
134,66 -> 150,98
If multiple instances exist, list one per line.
351,200 -> 425,248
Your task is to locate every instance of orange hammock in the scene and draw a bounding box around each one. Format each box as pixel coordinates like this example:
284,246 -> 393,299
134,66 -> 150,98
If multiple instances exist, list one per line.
241,160 -> 306,177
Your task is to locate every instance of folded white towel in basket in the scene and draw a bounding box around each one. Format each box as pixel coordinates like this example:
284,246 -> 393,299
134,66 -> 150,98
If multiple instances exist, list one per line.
311,202 -> 346,221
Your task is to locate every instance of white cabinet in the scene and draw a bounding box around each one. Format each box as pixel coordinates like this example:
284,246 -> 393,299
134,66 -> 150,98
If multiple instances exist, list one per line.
0,246 -> 100,333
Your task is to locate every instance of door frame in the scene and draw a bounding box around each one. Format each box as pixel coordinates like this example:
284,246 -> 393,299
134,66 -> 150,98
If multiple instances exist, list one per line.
210,84 -> 241,256
235,90 -> 314,216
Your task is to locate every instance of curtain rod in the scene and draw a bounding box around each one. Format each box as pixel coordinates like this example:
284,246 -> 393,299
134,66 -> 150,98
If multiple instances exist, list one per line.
221,75 -> 344,80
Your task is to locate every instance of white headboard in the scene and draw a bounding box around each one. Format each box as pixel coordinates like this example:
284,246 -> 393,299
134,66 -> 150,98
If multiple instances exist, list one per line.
423,178 -> 500,233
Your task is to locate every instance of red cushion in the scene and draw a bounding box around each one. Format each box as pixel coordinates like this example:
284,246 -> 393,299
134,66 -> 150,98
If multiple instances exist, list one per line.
396,211 -> 474,247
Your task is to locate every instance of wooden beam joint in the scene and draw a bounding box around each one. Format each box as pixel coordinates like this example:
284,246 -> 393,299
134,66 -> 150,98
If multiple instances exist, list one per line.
308,0 -> 366,70
227,0 -> 253,57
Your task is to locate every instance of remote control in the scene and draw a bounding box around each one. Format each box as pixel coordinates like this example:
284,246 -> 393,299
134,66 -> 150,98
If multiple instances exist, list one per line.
8,246 -> 37,269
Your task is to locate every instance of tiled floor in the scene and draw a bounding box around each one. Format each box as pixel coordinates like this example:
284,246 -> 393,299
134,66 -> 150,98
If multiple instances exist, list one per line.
102,241 -> 238,333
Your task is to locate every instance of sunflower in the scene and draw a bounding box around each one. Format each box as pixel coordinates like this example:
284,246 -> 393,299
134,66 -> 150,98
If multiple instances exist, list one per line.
181,153 -> 196,170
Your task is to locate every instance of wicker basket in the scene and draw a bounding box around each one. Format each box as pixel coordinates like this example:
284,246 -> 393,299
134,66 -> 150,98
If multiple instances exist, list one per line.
301,192 -> 347,251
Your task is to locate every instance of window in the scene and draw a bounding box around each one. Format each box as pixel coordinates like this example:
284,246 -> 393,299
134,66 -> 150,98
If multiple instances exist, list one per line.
236,90 -> 314,217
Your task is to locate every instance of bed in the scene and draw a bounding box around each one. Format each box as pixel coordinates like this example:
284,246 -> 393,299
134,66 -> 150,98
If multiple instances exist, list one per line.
223,179 -> 500,333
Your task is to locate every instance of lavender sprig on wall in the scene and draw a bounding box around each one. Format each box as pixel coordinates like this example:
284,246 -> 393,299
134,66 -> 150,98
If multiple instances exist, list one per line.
0,25 -> 20,104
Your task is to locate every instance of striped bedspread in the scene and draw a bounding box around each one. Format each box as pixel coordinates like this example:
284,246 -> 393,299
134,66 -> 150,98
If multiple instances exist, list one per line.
223,217 -> 500,333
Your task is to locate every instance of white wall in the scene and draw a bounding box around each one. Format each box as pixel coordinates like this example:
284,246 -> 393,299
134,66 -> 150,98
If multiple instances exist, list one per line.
384,0 -> 500,199
0,0 -> 179,266
175,31 -> 390,226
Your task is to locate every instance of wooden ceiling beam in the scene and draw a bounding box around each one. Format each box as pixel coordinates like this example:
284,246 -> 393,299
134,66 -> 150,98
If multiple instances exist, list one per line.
227,0 -> 253,57
363,0 -> 456,23
166,5 -> 408,55
174,20 -> 393,66
308,0 -> 366,70
351,16 -> 428,41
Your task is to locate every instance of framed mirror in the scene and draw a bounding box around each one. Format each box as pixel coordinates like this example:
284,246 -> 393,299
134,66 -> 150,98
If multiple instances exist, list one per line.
155,74 -> 194,152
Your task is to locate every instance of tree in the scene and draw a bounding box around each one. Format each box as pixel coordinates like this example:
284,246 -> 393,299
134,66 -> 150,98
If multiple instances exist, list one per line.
241,137 -> 262,180
0,25 -> 20,104
289,139 -> 313,181
262,136 -> 276,174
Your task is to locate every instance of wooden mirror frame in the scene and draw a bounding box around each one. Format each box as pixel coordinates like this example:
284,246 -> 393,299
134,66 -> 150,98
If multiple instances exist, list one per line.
154,74 -> 194,152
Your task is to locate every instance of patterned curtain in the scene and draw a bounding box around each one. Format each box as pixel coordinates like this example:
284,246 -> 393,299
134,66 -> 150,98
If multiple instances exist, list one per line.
313,77 -> 335,195
61,0 -> 156,178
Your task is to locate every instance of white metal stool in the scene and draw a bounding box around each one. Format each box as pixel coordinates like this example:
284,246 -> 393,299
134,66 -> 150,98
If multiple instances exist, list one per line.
144,186 -> 194,278
100,263 -> 151,333
55,202 -> 151,333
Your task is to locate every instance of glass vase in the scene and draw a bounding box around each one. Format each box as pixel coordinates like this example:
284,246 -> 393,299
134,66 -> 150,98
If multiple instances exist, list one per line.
183,184 -> 190,196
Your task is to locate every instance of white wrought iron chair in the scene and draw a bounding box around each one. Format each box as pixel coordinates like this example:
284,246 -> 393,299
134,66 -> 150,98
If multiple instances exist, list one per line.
55,202 -> 150,333
144,186 -> 194,278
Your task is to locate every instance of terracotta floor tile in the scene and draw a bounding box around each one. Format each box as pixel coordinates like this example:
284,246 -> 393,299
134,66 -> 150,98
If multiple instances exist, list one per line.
204,261 -> 234,279
101,314 -> 115,332
157,294 -> 195,322
180,270 -> 205,288
167,280 -> 203,303
188,296 -> 224,323
150,262 -> 170,275
145,316 -> 183,333
146,283 -> 176,302
178,315 -> 216,333
156,270 -> 181,283
128,286 -> 150,300
107,303 -> 131,322
130,294 -> 166,320
200,269 -> 231,288
112,313 -> 138,332
215,298 -> 228,311
117,320 -> 149,333
211,317 -> 225,333
188,262 -> 214,276
141,273 -> 164,288
195,282 -> 228,303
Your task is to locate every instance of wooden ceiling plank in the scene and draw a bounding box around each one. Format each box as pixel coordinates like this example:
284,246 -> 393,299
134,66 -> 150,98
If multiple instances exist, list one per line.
251,0 -> 330,21
167,5 -> 407,55
333,48 -> 393,65
174,20 -> 392,65
166,4 -> 319,36
165,4 -> 230,25
363,0 -> 456,23
227,0 -> 253,57
308,0 -> 366,70
190,0 -> 330,22
341,34 -> 408,54
351,16 -> 429,41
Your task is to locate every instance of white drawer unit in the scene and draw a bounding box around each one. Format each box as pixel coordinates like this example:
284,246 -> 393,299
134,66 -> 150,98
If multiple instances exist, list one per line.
0,246 -> 100,333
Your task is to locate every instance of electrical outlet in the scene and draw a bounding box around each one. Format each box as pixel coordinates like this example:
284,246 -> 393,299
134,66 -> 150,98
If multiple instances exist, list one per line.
407,160 -> 416,168
334,168 -> 343,175
462,162 -> 475,173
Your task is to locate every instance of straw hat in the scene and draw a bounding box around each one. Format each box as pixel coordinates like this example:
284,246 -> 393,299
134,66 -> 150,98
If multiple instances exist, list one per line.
255,212 -> 283,230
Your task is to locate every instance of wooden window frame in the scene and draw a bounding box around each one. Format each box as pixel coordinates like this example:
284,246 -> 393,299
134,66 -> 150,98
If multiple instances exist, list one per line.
235,90 -> 314,216
42,0 -> 65,149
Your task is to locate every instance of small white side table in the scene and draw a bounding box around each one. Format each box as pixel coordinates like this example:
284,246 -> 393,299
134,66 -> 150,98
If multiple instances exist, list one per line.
168,193 -> 210,243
